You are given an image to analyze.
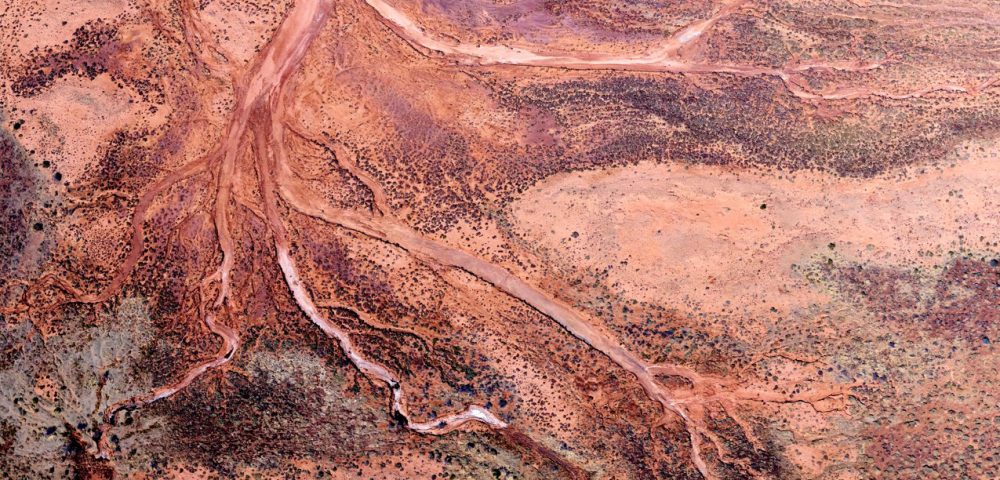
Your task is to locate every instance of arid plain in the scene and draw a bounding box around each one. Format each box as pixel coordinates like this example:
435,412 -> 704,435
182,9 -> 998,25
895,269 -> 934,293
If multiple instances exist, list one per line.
1,0 -> 998,478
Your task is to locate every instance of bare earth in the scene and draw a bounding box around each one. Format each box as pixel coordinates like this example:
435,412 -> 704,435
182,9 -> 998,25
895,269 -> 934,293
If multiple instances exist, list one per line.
1,0 -> 998,479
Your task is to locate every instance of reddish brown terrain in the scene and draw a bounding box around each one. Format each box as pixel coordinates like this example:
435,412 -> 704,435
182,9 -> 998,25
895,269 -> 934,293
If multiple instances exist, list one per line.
1,0 -> 998,478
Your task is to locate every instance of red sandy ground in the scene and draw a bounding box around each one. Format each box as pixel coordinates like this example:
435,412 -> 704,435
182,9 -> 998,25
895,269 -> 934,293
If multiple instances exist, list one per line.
1,0 -> 998,478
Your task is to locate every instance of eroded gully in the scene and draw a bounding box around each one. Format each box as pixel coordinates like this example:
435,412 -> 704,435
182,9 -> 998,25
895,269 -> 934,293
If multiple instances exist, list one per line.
91,0 -> 861,477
